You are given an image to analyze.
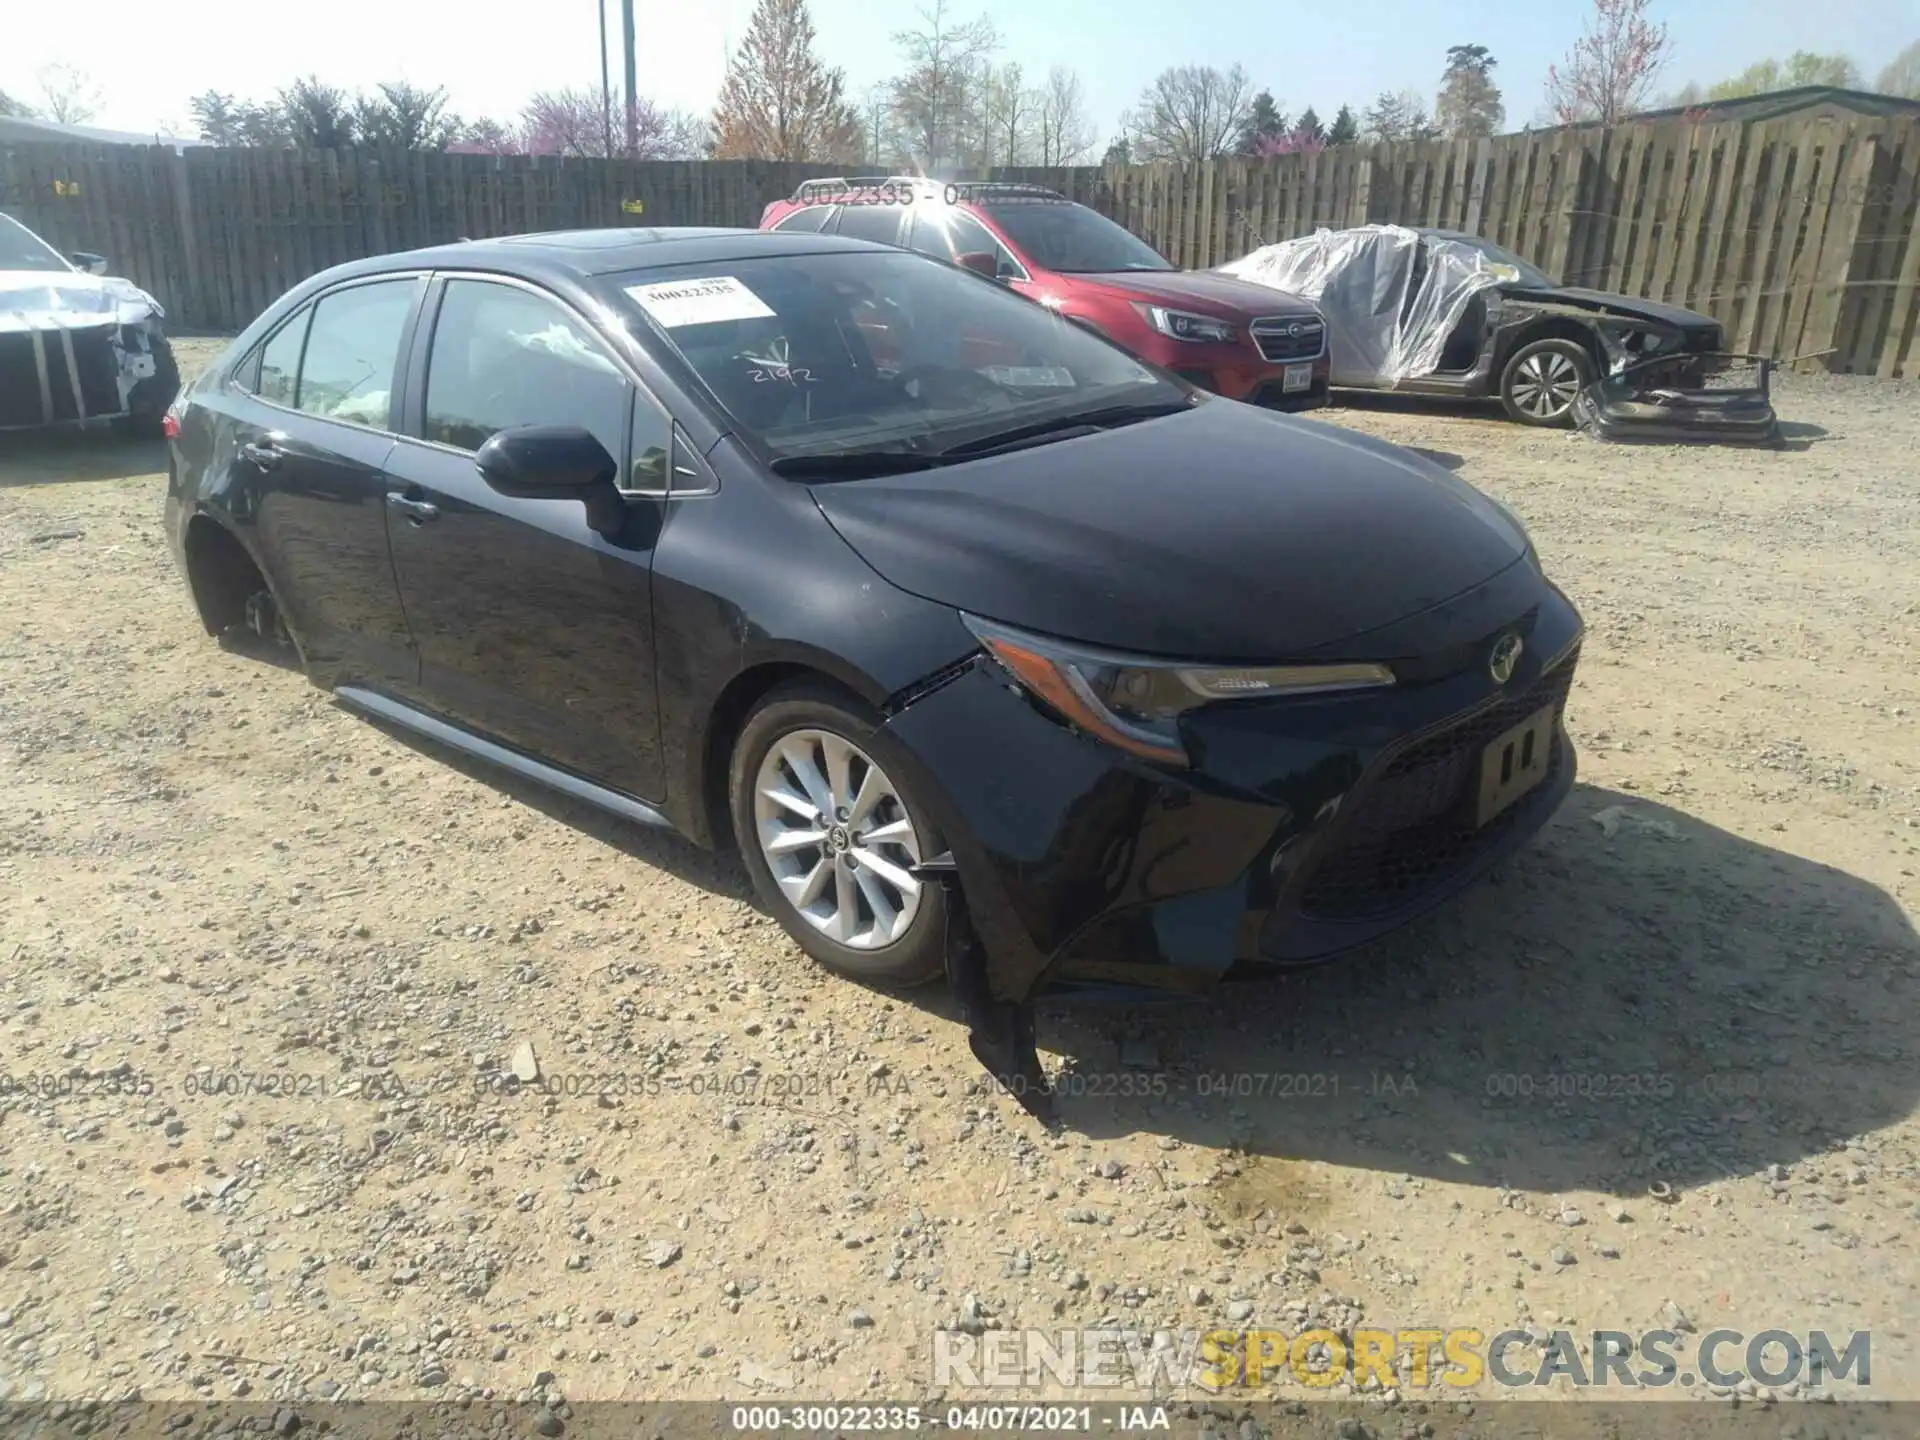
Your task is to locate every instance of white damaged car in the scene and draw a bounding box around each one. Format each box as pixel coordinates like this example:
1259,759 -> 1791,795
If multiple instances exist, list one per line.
1,210 -> 180,436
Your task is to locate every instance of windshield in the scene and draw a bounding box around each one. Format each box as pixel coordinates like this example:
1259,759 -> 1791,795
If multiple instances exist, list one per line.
0,214 -> 73,274
608,250 -> 1181,463
1445,235 -> 1556,289
980,201 -> 1174,275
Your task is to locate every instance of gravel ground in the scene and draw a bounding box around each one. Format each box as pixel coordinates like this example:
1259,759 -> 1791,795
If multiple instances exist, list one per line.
1,343 -> 1917,1417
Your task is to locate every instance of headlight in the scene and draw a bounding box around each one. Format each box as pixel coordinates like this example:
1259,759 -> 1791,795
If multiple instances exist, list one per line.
1133,304 -> 1237,345
963,614 -> 1394,766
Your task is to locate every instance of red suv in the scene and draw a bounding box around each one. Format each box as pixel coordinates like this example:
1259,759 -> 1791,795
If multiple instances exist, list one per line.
758,178 -> 1329,409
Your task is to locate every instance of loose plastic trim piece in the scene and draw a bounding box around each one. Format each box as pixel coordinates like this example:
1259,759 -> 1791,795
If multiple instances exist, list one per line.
1572,352 -> 1781,445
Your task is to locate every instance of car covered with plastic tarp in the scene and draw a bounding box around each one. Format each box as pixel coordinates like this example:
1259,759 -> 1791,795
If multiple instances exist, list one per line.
1220,224 -> 1777,439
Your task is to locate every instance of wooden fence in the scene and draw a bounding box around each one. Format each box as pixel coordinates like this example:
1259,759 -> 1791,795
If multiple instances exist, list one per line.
4,111 -> 1916,376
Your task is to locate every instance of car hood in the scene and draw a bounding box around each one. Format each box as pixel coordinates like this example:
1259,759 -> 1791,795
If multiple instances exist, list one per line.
1079,267 -> 1320,318
1506,285 -> 1720,333
0,268 -> 164,334
809,400 -> 1529,662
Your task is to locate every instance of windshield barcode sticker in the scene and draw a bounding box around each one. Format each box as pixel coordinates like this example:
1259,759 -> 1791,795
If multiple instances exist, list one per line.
625,276 -> 775,328
979,365 -> 1077,388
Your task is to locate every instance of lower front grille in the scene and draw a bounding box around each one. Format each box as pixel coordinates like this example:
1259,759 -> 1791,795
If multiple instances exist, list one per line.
1250,317 -> 1326,363
1297,655 -> 1578,921
0,325 -> 121,427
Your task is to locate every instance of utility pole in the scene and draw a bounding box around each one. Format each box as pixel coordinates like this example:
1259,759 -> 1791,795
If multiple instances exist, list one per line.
621,0 -> 638,157
598,0 -> 614,157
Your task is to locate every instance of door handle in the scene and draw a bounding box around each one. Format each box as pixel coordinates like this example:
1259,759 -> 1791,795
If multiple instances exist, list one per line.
386,492 -> 440,523
239,440 -> 282,470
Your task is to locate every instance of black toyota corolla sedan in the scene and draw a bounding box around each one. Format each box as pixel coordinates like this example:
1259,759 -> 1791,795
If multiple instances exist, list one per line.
164,226 -> 1582,1023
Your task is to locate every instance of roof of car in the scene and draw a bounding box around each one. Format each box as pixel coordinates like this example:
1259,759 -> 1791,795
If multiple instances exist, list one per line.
340,226 -> 887,282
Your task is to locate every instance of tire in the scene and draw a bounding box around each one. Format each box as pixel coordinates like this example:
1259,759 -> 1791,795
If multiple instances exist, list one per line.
729,680 -> 947,987
1499,338 -> 1595,427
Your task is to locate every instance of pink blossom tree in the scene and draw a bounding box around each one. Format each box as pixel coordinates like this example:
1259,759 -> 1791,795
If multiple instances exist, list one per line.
1545,0 -> 1673,126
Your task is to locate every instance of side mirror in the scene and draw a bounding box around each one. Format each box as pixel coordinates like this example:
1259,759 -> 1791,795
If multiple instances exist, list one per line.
475,425 -> 617,500
72,251 -> 109,275
957,250 -> 1004,282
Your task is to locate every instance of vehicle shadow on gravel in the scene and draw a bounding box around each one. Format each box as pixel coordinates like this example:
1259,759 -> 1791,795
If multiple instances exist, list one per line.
323,698 -> 1920,1198
344,706 -> 762,904
1051,781 -> 1920,1200
0,431 -> 167,488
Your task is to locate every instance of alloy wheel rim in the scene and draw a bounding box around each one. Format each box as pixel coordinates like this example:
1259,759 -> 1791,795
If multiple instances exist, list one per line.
1514,351 -> 1580,417
753,728 -> 923,949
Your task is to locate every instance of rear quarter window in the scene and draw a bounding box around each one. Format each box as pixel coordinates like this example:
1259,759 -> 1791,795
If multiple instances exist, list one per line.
253,310 -> 309,407
772,206 -> 833,233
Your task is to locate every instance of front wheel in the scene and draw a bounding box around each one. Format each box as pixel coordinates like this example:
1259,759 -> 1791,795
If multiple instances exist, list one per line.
729,682 -> 947,987
1499,338 -> 1594,427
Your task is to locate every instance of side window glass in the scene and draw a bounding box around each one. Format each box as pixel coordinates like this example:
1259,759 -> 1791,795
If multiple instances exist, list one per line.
834,205 -> 905,246
255,310 -> 308,406
773,206 -> 831,233
907,211 -> 954,263
629,388 -> 671,492
296,280 -> 414,428
948,212 -> 1018,275
424,280 -> 630,469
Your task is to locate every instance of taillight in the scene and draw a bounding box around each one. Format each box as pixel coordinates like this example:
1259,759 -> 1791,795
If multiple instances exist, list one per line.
162,414 -> 181,440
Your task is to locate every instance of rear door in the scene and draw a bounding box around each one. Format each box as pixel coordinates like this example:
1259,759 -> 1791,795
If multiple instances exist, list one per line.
227,275 -> 425,686
380,273 -> 669,802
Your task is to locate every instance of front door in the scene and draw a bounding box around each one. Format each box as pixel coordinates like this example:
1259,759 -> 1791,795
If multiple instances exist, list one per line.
382,275 -> 668,803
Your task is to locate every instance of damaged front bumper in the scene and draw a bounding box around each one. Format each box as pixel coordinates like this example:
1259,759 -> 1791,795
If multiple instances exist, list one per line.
0,280 -> 178,432
877,562 -> 1585,1012
1573,351 -> 1780,444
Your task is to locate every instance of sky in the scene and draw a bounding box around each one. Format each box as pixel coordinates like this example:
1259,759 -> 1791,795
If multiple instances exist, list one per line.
4,0 -> 1916,144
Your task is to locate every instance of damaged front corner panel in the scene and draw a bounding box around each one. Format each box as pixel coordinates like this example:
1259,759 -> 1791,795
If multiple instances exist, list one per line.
912,849 -> 1054,1121
0,273 -> 173,430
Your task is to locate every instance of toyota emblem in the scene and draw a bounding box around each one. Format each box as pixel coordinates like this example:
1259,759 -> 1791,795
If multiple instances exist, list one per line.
1488,633 -> 1523,685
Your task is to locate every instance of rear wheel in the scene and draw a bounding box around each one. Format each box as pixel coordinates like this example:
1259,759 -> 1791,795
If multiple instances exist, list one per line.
1499,338 -> 1594,427
729,682 -> 947,987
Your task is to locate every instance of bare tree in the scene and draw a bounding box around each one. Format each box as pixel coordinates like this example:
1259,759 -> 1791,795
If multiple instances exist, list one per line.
712,0 -> 864,161
859,81 -> 897,166
1034,66 -> 1096,166
976,62 -> 1031,168
1125,64 -> 1253,162
888,0 -> 999,172
1436,44 -> 1505,137
1879,39 -> 1920,98
36,63 -> 102,126
1545,0 -> 1673,126
0,88 -> 36,119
